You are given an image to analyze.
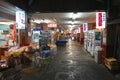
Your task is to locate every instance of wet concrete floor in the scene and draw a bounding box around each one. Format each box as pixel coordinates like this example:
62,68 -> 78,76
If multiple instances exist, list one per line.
21,39 -> 117,80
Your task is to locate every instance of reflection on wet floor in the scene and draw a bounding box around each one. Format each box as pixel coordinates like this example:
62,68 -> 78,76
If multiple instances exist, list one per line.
55,71 -> 75,80
21,40 -> 116,80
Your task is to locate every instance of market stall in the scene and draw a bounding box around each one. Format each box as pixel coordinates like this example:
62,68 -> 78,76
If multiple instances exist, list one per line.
0,24 -> 17,71
31,30 -> 57,67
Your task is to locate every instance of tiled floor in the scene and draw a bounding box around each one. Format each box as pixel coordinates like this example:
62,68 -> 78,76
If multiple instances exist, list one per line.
21,39 -> 118,80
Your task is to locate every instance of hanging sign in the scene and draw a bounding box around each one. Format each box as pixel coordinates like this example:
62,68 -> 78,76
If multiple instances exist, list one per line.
83,23 -> 88,32
16,10 -> 25,29
13,24 -> 16,42
96,12 -> 106,28
47,23 -> 57,28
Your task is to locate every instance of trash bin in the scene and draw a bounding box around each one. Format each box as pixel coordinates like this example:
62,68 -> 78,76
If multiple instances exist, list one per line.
94,46 -> 102,64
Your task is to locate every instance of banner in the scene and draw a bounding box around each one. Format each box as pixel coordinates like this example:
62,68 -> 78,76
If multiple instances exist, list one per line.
83,23 -> 88,32
13,24 -> 16,42
96,12 -> 106,28
16,10 -> 25,29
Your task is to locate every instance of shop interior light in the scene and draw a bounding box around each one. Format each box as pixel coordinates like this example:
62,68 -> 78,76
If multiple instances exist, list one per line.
57,29 -> 59,32
0,22 -> 15,25
69,25 -> 75,31
69,27 -> 73,31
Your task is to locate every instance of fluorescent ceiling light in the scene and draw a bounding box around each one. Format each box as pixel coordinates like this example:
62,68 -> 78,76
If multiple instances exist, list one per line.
72,13 -> 79,20
32,19 -> 54,24
72,21 -> 75,25
0,22 -> 15,25
66,21 -> 79,25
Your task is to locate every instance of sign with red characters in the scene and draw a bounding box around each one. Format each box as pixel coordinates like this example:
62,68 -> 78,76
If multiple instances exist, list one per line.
47,23 -> 57,28
96,12 -> 106,28
98,12 -> 102,26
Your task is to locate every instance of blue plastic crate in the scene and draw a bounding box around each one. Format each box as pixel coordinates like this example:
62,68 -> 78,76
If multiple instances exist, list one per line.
57,40 -> 68,43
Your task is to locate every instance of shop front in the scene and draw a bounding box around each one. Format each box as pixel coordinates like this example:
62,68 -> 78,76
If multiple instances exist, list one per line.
0,3 -> 16,71
0,1 -> 27,79
83,12 -> 106,64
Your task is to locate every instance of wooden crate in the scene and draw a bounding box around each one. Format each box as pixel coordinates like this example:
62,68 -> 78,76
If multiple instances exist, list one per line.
104,58 -> 120,70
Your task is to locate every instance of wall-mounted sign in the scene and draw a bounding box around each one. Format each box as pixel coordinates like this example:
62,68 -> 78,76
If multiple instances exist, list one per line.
96,12 -> 106,28
16,10 -> 25,29
47,23 -> 57,28
0,25 -> 9,30
83,23 -> 88,32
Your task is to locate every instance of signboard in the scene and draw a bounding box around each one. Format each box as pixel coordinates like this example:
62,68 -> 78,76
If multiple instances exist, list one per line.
0,25 -> 9,30
83,23 -> 88,32
13,24 -> 16,42
16,10 -> 25,29
47,23 -> 57,28
96,12 -> 106,28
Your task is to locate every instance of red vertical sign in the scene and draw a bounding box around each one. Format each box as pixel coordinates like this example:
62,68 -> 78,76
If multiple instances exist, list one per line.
13,24 -> 16,42
98,12 -> 102,26
96,12 -> 106,28
47,23 -> 57,27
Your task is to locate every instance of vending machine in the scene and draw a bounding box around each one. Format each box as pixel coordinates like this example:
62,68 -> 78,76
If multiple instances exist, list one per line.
87,30 -> 101,56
